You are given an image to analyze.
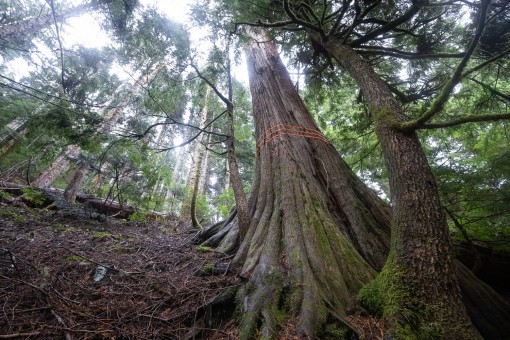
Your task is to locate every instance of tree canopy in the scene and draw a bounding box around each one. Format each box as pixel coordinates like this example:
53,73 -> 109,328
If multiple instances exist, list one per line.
1,0 -> 509,338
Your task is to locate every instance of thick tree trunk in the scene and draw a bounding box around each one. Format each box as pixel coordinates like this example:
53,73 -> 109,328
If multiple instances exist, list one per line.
197,27 -> 391,338
322,39 -> 480,338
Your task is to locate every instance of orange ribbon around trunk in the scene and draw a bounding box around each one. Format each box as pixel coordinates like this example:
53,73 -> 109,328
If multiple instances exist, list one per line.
256,124 -> 330,154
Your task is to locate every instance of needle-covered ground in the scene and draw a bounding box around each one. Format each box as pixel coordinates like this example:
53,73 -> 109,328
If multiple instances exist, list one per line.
0,200 -> 239,339
1,189 -> 508,339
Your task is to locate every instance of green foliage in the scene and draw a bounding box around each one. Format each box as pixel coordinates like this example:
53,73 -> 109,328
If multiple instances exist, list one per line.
128,210 -> 150,222
92,231 -> 113,239
196,245 -> 213,252
0,208 -> 25,223
214,188 -> 235,220
322,326 -> 349,339
64,255 -> 90,263
195,194 -> 212,223
21,188 -> 47,207
54,223 -> 69,232
423,122 -> 510,253
0,190 -> 12,201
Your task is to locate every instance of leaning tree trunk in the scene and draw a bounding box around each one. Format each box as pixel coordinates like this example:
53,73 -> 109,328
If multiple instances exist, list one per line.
197,27 -> 391,338
321,38 -> 481,338
0,117 -> 28,158
0,3 -> 93,41
63,162 -> 89,203
32,144 -> 81,188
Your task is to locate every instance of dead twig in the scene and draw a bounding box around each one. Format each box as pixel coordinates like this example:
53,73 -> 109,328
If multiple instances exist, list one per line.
0,332 -> 42,339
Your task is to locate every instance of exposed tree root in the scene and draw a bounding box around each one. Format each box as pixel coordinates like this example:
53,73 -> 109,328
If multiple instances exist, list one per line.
192,27 -> 510,338
457,261 -> 510,339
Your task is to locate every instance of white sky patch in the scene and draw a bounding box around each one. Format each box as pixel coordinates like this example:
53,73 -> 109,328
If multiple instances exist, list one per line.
5,58 -> 32,81
109,61 -> 133,81
64,14 -> 111,49
173,136 -> 184,146
232,54 -> 249,87
144,0 -> 194,23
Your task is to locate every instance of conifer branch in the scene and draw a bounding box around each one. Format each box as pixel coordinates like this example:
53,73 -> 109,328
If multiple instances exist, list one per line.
401,0 -> 490,131
418,113 -> 510,129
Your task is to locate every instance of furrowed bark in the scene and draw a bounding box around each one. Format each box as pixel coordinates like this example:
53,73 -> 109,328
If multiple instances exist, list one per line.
321,38 -> 481,338
63,162 -> 88,203
197,27 -> 391,338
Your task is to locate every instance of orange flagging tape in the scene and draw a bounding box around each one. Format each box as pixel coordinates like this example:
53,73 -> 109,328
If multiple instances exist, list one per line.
256,124 -> 330,154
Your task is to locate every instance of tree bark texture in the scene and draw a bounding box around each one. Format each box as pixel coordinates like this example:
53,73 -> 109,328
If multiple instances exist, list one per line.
197,27 -> 391,338
322,38 -> 480,338
63,162 -> 88,203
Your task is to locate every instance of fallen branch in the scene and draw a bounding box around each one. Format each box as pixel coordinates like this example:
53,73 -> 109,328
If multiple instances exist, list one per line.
0,333 -> 42,339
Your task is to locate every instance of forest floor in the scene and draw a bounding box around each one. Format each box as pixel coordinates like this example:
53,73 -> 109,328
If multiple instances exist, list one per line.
0,200 -> 240,339
2,191 -> 508,339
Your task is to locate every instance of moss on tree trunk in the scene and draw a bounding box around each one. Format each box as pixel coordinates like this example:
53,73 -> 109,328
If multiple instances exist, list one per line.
197,27 -> 391,338
321,38 -> 481,338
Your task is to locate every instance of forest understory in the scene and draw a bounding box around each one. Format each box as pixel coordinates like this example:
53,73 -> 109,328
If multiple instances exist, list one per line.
1,185 -> 509,339
0,187 -> 241,339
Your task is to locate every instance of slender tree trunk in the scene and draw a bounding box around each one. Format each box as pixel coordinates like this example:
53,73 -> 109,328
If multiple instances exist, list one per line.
197,27 -> 391,338
181,88 -> 210,222
321,38 -> 480,338
62,65 -> 163,202
0,3 -> 94,41
197,134 -> 211,197
189,160 -> 203,228
225,54 -> 250,241
63,162 -> 88,203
